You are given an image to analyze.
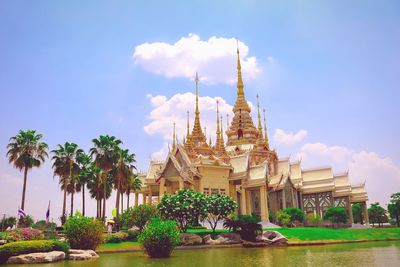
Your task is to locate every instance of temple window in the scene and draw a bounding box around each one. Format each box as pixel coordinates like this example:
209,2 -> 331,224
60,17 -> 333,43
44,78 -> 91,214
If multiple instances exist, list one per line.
211,188 -> 219,195
220,189 -> 226,195
203,188 -> 210,195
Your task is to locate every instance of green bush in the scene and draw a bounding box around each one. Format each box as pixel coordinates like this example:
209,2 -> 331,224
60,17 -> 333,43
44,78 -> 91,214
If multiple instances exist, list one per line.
18,216 -> 34,228
138,218 -> 180,258
104,232 -> 129,243
283,208 -> 305,223
32,220 -> 57,231
125,229 -> 139,241
64,212 -> 104,250
121,204 -> 159,232
306,213 -> 323,227
0,240 -> 70,263
223,214 -> 262,241
276,210 -> 291,227
323,207 -> 348,224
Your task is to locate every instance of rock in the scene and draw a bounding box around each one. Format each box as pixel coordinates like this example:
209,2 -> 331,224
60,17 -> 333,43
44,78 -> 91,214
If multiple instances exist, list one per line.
0,240 -> 7,245
68,249 -> 99,260
179,233 -> 203,245
252,231 -> 288,246
7,251 -> 65,264
215,233 -> 242,244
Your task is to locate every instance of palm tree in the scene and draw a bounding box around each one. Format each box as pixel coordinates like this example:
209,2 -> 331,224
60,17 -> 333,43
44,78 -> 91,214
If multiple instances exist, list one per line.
132,174 -> 142,207
6,130 -> 48,211
113,148 -> 136,221
126,173 -> 141,209
87,165 -> 113,218
51,142 -> 82,222
76,152 -> 92,216
90,135 -> 121,220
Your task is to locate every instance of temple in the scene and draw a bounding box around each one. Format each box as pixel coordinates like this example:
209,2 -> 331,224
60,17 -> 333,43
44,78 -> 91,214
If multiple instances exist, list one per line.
138,47 -> 369,225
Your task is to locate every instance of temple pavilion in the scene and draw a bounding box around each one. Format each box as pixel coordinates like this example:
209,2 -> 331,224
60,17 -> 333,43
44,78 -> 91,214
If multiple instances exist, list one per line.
138,47 -> 369,224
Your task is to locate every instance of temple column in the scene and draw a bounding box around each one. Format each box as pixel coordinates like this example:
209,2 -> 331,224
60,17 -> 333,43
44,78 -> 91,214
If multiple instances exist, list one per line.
159,178 -> 165,199
363,201 -> 370,226
348,197 -> 353,225
179,179 -> 184,190
148,187 -> 153,205
281,189 -> 286,209
240,188 -> 247,215
260,185 -> 269,222
230,183 -> 237,203
143,193 -> 147,205
246,189 -> 252,215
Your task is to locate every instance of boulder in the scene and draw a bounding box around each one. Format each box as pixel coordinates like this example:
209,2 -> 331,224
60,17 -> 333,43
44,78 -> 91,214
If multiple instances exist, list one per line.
252,231 -> 288,246
68,249 -> 99,260
7,251 -> 65,264
179,233 -> 203,246
215,233 -> 242,244
0,240 -> 7,245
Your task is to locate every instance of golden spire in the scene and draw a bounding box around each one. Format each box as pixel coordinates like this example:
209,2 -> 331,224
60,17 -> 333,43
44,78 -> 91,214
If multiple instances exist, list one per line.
236,40 -> 244,97
209,135 -> 212,146
204,126 -> 207,137
216,100 -> 221,138
172,121 -> 176,150
186,111 -> 190,137
190,72 -> 207,146
263,108 -> 270,149
220,115 -> 225,143
195,72 -> 199,116
256,94 -> 263,139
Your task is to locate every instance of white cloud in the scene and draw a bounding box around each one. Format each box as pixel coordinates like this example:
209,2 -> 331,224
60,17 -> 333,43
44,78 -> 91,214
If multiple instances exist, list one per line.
297,142 -> 400,206
273,129 -> 308,145
133,34 -> 261,85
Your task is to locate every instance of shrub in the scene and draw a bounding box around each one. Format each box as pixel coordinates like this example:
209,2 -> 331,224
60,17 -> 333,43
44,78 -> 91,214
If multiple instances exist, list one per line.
283,207 -> 305,223
0,240 -> 70,263
6,228 -> 43,242
104,232 -> 129,243
32,220 -> 57,231
121,204 -> 159,232
158,189 -> 208,232
275,210 -> 291,227
18,215 -> 34,228
0,217 -> 16,231
138,218 -> 179,258
223,214 -> 262,241
64,212 -> 104,250
323,207 -> 348,224
125,229 -> 140,241
205,194 -> 238,232
306,213 -> 323,227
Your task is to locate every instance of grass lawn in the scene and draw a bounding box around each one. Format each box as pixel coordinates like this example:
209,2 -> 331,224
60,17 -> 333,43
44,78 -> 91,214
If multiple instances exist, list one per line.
97,241 -> 141,252
271,227 -> 400,242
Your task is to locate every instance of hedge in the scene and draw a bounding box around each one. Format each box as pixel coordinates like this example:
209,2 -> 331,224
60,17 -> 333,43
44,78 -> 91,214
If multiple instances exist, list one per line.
0,240 -> 70,263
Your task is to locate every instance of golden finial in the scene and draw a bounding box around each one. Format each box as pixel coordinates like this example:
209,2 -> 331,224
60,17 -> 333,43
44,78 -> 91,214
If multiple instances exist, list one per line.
195,72 -> 199,115
236,39 -> 244,97
226,114 -> 229,129
209,135 -> 212,146
216,100 -> 220,136
220,115 -> 224,142
204,126 -> 207,137
263,108 -> 270,149
186,111 -> 190,137
256,94 -> 263,137
172,121 -> 176,150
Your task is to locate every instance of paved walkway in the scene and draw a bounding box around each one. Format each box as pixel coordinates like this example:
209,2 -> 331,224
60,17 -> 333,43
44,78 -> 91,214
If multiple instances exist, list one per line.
203,220 -> 280,230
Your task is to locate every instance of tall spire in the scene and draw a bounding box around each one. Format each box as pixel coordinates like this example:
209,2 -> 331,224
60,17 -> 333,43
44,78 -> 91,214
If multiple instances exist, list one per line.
216,100 -> 221,138
186,111 -> 190,137
220,115 -> 225,143
236,39 -> 244,97
172,121 -> 176,150
195,72 -> 200,117
190,72 -> 207,146
256,94 -> 263,139
263,108 -> 270,149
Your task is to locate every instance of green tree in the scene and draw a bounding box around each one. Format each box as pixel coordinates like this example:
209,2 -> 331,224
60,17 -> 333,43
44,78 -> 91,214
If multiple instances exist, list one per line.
388,192 -> 400,227
275,210 -> 291,227
90,135 -> 122,220
205,194 -> 237,232
283,207 -> 305,223
323,207 -> 348,224
51,142 -> 83,222
76,152 -> 92,216
352,203 -> 363,224
368,202 -> 388,227
126,173 -> 141,209
6,130 -> 48,211
132,174 -> 142,207
121,204 -> 158,231
87,165 -> 113,218
158,189 -> 208,232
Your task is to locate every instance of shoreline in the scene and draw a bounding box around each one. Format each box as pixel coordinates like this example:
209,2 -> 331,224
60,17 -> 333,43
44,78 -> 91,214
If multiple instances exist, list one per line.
96,238 -> 400,254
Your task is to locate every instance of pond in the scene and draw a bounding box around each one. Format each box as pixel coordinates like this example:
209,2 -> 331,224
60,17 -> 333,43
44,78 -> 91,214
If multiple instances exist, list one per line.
5,241 -> 400,267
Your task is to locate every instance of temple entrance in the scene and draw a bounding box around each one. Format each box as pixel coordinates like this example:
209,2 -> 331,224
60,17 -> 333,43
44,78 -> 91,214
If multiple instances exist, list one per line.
251,190 -> 261,216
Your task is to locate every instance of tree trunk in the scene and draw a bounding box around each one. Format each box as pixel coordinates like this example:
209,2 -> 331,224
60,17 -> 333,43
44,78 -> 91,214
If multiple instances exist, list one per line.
127,193 -> 129,210
62,179 -> 67,224
21,166 -> 28,211
70,191 -> 74,217
135,192 -> 139,207
116,187 -> 120,219
82,185 -> 85,216
102,175 -> 106,220
120,191 -> 124,214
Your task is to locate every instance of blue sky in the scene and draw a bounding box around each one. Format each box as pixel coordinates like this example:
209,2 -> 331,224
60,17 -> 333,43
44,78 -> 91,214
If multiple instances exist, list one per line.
0,0 -> 399,222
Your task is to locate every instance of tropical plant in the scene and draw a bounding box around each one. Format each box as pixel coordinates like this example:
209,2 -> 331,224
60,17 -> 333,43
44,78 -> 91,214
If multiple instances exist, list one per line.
126,173 -> 141,209
32,220 -> 57,231
158,189 -> 208,232
86,165 -> 113,218
205,194 -> 238,232
0,217 -> 16,231
223,214 -> 262,241
283,207 -> 305,223
368,202 -> 388,227
0,240 -> 70,264
90,135 -> 122,220
17,215 -> 34,228
104,231 -> 129,243
6,130 -> 48,211
120,204 -> 159,232
76,152 -> 92,216
113,148 -> 136,225
352,203 -> 363,224
63,212 -> 104,250
138,218 -> 179,258
51,142 -> 83,222
305,213 -> 323,227
275,210 -> 291,227
388,192 -> 400,227
323,207 -> 349,225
